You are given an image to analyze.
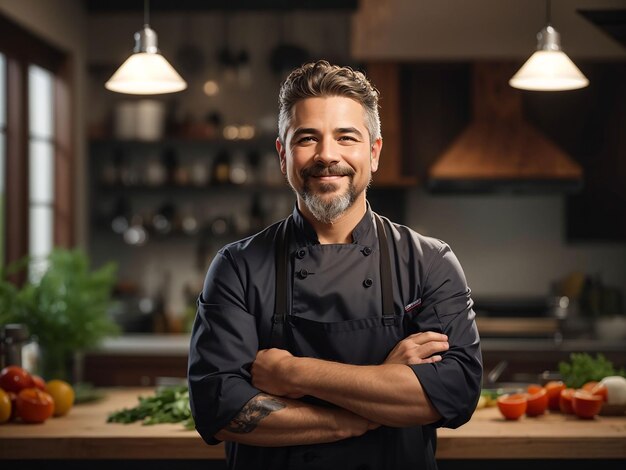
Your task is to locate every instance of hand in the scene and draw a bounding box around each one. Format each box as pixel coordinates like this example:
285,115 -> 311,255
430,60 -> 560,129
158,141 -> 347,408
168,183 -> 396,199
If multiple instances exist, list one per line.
383,332 -> 449,365
251,348 -> 304,398
333,408 -> 381,439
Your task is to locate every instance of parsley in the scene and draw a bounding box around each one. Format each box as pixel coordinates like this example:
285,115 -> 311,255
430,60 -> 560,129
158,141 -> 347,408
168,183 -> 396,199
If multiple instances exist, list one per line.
558,353 -> 626,389
107,385 -> 195,430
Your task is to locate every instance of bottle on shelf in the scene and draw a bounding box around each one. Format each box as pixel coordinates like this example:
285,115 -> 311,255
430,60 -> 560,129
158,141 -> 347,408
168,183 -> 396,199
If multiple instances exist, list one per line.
212,149 -> 231,184
229,150 -> 250,185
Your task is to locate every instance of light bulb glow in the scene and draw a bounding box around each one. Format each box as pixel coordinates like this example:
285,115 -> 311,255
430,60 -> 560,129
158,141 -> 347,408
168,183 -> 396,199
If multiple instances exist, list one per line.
106,52 -> 187,95
509,50 -> 589,91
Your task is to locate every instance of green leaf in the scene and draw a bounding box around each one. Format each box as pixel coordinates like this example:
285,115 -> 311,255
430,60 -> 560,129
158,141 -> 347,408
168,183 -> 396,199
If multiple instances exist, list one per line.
558,352 -> 625,389
107,386 -> 194,430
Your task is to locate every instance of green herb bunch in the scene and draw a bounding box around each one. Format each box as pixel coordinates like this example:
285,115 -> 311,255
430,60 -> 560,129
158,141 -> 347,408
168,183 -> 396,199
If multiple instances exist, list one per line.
107,386 -> 195,430
559,352 -> 626,389
1,248 -> 118,379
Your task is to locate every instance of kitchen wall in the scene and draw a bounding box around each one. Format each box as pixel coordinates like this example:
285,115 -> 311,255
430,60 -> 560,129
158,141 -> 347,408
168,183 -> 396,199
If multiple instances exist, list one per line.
406,190 -> 626,299
0,0 -> 89,246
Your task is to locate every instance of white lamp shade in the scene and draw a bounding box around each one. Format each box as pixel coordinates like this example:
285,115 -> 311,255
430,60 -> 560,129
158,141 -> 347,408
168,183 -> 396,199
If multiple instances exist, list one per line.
105,52 -> 187,95
509,50 -> 589,91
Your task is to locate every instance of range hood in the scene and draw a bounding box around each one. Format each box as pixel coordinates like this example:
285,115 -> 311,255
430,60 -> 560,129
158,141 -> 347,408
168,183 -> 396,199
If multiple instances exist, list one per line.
428,63 -> 583,194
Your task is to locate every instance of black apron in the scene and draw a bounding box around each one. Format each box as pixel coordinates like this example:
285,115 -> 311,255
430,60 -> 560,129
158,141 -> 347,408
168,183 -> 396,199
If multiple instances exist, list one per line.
262,213 -> 435,470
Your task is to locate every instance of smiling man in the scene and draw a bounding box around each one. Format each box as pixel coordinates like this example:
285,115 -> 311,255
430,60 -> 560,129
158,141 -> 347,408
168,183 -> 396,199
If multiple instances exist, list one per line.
188,60 -> 482,470
280,96 -> 378,230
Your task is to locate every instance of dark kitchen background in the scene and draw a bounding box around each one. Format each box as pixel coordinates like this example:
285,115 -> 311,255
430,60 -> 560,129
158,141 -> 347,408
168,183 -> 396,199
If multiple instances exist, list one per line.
1,0 -> 625,382
1,1 -> 626,468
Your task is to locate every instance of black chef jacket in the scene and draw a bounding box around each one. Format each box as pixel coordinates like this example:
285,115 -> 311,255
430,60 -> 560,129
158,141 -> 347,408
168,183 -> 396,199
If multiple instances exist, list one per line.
188,205 -> 482,470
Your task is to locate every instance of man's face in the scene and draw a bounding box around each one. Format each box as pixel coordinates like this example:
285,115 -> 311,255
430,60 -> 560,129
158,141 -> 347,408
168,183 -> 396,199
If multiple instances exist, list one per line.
276,96 -> 382,224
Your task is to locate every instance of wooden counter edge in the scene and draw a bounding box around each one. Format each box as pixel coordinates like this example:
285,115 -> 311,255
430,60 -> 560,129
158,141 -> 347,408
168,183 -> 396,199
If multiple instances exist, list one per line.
2,434 -> 624,460
0,436 -> 225,460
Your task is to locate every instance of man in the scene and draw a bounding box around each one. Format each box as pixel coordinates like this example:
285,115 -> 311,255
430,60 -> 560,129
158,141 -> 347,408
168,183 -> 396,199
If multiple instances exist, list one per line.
188,60 -> 482,470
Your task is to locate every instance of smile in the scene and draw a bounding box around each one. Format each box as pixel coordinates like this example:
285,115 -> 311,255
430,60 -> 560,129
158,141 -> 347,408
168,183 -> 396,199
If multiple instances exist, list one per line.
314,175 -> 345,181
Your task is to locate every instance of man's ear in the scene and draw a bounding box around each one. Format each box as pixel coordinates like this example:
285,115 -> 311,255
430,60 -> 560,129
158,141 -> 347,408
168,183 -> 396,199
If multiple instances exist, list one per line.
276,138 -> 287,175
370,137 -> 383,173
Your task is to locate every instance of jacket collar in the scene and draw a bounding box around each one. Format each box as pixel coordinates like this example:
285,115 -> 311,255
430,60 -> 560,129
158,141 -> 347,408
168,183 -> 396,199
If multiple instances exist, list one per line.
290,202 -> 376,247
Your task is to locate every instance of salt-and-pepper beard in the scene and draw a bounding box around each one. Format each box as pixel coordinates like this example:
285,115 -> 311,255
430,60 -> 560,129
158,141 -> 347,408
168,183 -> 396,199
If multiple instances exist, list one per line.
297,163 -> 367,224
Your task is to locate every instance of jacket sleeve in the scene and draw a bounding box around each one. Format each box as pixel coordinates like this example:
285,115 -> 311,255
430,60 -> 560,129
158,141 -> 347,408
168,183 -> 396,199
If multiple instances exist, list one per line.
188,250 -> 262,445
408,243 -> 482,429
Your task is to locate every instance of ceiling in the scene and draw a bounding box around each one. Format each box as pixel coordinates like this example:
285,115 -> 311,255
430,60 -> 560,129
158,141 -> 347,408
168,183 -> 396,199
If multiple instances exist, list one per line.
579,9 -> 626,48
83,0 -> 358,13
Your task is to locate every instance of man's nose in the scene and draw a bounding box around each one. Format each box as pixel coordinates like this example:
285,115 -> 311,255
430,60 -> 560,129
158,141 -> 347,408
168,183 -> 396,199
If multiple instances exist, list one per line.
314,137 -> 340,166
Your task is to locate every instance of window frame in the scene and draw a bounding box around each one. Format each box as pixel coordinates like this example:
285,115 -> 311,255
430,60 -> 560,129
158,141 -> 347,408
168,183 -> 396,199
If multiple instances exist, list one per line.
0,13 -> 74,282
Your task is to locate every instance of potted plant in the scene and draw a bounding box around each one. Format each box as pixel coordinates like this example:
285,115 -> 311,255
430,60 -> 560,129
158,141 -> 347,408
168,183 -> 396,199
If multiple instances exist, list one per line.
1,249 -> 119,382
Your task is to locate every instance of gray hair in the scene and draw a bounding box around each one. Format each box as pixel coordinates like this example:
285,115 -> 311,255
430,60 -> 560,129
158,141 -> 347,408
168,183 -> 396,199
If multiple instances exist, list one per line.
278,60 -> 381,145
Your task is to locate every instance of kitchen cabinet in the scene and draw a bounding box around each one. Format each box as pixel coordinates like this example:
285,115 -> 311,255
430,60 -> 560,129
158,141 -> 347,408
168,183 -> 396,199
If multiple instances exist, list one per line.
524,62 -> 626,242
364,63 -> 419,186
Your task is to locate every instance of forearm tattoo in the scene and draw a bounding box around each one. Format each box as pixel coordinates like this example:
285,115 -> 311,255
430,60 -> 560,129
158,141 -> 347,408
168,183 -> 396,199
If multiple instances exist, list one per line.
225,393 -> 286,434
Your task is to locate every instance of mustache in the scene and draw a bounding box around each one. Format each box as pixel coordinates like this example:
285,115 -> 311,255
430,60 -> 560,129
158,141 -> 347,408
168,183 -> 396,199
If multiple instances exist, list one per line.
301,164 -> 355,179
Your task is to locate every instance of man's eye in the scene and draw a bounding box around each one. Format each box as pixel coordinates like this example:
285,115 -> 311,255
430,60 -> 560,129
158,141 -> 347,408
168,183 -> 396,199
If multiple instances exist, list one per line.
297,136 -> 316,143
338,135 -> 357,142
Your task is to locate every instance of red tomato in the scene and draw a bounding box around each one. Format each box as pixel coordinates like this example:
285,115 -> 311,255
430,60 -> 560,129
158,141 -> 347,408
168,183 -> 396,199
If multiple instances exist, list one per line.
31,375 -> 46,391
545,381 -> 566,410
16,388 -> 54,423
590,383 -> 608,402
0,366 -> 34,393
497,393 -> 527,420
527,384 -> 543,394
526,387 -> 548,417
572,390 -> 603,419
581,381 -> 598,392
559,388 -> 576,414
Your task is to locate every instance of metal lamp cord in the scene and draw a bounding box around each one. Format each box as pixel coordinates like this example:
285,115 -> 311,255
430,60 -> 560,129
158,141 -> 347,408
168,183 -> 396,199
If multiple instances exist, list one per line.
144,0 -> 150,27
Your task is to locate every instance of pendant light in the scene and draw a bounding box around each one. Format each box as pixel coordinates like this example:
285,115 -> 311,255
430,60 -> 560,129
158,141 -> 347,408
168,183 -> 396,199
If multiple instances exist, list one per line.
509,0 -> 588,91
105,0 -> 187,95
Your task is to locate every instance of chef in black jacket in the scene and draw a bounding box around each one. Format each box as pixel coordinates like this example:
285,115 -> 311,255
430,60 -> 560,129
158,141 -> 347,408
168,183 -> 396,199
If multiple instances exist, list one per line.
188,60 -> 482,470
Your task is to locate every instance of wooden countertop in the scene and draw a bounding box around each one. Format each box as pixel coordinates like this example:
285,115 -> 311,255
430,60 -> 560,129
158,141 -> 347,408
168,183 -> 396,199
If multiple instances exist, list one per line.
0,388 -> 624,460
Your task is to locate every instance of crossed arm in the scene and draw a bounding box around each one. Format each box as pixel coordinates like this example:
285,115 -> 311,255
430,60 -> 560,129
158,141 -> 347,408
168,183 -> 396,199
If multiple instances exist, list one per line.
214,332 -> 448,446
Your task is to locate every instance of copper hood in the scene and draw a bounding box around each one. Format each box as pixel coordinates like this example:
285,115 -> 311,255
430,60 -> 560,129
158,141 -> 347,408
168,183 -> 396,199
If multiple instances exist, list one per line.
428,63 -> 583,193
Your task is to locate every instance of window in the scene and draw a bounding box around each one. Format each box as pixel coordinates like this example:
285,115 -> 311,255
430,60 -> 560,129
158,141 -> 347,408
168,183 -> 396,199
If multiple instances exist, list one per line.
0,52 -> 5,268
0,13 -> 72,281
28,65 -> 55,277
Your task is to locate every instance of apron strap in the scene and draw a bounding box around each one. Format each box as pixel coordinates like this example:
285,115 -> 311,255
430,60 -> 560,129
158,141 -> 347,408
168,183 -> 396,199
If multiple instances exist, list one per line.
270,217 -> 290,349
374,214 -> 396,325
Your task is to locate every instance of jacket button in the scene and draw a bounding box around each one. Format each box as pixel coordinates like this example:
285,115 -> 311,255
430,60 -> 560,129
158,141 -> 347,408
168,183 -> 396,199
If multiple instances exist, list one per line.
363,278 -> 373,288
296,249 -> 306,259
362,247 -> 372,256
298,269 -> 309,279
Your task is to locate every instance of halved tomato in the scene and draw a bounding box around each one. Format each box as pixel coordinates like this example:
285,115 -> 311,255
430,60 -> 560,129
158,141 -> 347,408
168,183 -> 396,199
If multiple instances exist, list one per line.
559,388 -> 576,414
526,387 -> 548,417
545,381 -> 566,410
572,390 -> 603,419
589,383 -> 608,402
581,381 -> 598,392
497,393 -> 528,420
